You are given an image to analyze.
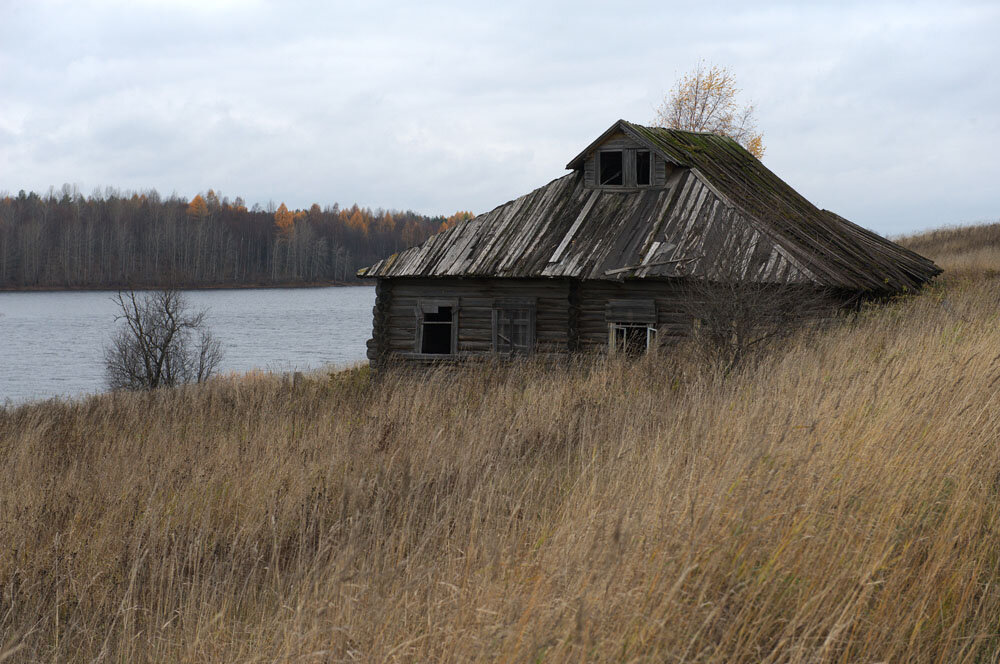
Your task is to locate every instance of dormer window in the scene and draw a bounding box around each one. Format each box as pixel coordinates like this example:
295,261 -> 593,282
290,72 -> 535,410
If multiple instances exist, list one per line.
597,149 -> 654,188
567,123 -> 671,189
599,151 -> 623,185
636,151 -> 651,186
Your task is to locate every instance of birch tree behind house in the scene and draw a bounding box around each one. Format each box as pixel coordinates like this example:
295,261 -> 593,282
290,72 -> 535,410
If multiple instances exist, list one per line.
654,62 -> 765,159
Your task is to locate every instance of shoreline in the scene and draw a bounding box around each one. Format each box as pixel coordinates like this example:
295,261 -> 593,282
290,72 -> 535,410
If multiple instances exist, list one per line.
0,280 -> 370,293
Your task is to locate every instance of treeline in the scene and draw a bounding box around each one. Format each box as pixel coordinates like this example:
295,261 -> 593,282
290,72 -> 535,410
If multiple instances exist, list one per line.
0,186 -> 473,289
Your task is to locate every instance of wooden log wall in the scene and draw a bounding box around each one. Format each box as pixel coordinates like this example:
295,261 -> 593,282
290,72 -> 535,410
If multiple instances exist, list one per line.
577,280 -> 694,353
567,279 -> 581,352
375,277 -> 700,364
366,278 -> 394,367
371,277 -> 853,366
383,278 -> 571,359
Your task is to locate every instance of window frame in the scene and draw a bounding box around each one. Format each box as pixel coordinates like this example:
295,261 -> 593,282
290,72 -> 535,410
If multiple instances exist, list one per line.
635,150 -> 651,186
596,149 -> 656,189
608,322 -> 658,355
598,150 -> 624,186
605,298 -> 658,355
492,297 -> 536,355
414,298 -> 459,356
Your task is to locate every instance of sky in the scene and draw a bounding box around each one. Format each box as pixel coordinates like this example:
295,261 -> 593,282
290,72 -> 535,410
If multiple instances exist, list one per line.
1,0 -> 999,235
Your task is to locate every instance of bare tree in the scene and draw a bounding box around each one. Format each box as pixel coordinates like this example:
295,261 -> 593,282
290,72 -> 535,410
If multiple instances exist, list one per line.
677,237 -> 836,373
654,61 -> 765,158
104,289 -> 224,390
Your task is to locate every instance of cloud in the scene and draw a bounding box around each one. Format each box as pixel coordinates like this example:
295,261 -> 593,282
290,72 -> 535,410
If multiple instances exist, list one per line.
2,0 -> 999,234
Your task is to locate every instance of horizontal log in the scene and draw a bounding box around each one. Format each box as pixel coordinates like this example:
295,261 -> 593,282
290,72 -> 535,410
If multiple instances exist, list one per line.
458,332 -> 493,343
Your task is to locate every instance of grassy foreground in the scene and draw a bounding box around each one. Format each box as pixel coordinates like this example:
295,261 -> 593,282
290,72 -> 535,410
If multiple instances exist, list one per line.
3,224 -> 1000,662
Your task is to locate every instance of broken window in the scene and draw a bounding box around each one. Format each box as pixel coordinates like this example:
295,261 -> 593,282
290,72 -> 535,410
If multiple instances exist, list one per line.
416,300 -> 457,355
493,300 -> 535,354
609,323 -> 657,356
606,299 -> 657,355
599,150 -> 623,186
636,150 -> 651,186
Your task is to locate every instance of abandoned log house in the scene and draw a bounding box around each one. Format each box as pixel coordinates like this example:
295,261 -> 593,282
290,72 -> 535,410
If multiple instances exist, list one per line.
358,119 -> 940,366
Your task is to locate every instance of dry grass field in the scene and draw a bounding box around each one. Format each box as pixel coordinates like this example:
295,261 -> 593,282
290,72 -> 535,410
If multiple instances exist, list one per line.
901,221 -> 1000,280
3,222 -> 1000,662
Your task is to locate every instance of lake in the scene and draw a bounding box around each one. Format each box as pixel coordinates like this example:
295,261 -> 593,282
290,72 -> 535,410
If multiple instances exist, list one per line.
0,286 -> 375,405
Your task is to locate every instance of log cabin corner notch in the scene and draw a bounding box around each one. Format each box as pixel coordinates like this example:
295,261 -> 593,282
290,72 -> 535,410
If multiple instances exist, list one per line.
358,119 -> 941,368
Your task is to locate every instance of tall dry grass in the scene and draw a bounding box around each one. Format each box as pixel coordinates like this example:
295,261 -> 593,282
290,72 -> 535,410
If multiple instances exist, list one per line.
900,220 -> 1000,280
3,224 -> 1000,661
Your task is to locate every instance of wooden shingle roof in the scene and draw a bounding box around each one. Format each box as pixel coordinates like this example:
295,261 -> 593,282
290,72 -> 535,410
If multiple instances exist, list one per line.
359,120 -> 940,293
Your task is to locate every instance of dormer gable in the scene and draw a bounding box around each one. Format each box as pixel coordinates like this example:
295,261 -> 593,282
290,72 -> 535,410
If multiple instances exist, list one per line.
567,120 -> 676,191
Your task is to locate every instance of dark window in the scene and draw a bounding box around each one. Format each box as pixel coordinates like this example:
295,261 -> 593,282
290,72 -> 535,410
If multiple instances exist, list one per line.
421,306 -> 453,354
609,323 -> 657,356
636,150 -> 651,186
599,151 -> 623,185
493,306 -> 535,354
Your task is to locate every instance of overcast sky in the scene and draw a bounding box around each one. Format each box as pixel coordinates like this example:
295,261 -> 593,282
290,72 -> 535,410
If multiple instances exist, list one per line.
2,0 -> 998,234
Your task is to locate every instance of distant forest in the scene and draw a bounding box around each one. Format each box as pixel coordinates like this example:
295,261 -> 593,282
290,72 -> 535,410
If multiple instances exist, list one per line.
0,186 -> 473,289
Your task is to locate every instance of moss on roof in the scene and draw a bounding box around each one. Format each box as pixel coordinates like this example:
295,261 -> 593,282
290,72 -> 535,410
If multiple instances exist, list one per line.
361,120 -> 940,293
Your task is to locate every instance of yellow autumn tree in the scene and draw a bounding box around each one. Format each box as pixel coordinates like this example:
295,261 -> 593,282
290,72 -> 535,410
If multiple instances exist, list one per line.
439,210 -> 474,232
187,194 -> 208,220
654,62 -> 765,159
274,202 -> 294,234
346,207 -> 369,237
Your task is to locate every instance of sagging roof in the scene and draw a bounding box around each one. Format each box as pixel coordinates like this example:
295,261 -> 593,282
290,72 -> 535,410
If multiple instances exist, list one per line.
359,120 -> 940,293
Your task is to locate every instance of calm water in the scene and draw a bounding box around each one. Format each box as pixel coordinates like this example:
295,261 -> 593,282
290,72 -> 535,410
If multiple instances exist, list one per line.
0,286 -> 375,404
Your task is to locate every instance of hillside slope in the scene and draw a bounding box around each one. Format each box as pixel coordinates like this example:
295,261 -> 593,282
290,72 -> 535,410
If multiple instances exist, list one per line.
2,223 -> 999,662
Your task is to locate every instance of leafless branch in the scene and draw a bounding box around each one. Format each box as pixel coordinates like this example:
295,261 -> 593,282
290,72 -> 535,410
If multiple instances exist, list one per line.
104,289 -> 224,390
677,235 -> 836,374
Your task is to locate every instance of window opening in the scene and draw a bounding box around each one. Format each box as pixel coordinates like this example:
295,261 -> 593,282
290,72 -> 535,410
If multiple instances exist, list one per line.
610,323 -> 657,356
494,306 -> 534,354
599,151 -> 623,186
421,306 -> 453,354
636,150 -> 651,186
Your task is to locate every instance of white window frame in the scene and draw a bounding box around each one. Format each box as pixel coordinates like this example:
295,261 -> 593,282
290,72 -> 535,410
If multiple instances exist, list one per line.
605,298 -> 657,355
608,322 -> 658,355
